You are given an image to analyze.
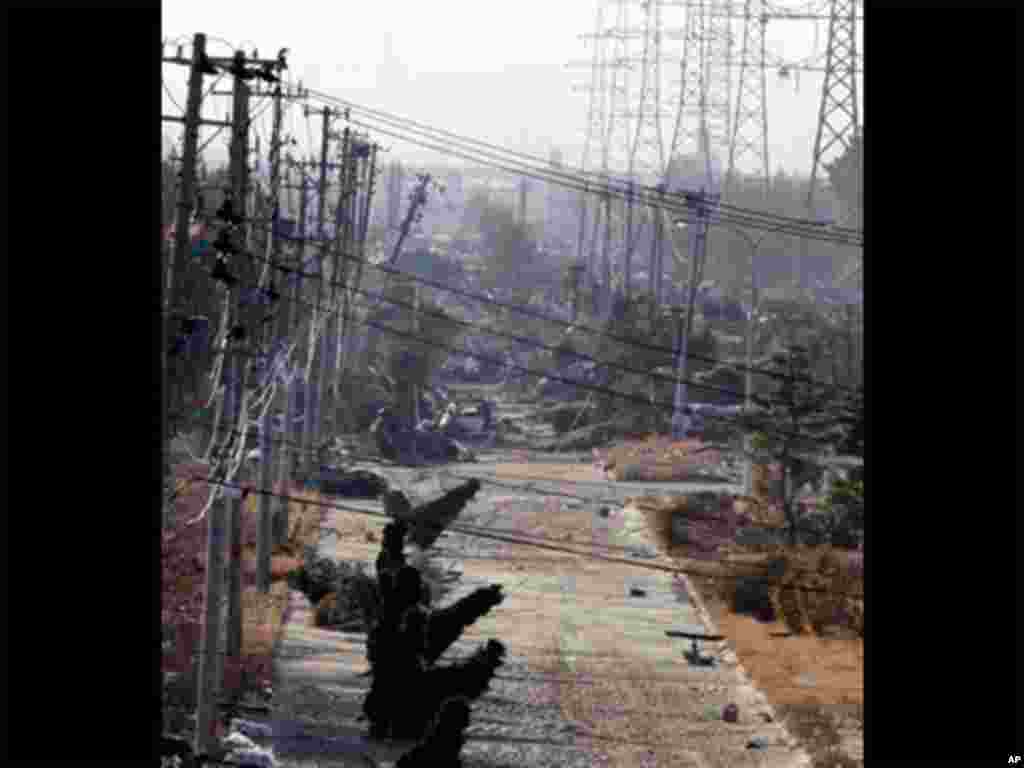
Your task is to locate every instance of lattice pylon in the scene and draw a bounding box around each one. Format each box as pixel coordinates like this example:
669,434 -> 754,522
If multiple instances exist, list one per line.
799,0 -> 862,290
670,0 -> 733,192
807,0 -> 861,215
575,2 -> 607,273
725,0 -> 770,202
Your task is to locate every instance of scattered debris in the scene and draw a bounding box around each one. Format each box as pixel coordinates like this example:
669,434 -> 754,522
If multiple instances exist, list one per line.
230,719 -> 273,743
723,703 -> 740,723
223,732 -> 259,751
224,743 -> 277,767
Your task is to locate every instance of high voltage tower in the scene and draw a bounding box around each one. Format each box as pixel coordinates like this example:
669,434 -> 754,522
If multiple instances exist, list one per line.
799,0 -> 862,290
570,0 -> 862,302
727,0 -> 771,201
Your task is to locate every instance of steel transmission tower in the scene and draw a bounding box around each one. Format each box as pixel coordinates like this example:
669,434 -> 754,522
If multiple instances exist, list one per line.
725,0 -> 771,201
672,0 -> 734,193
798,0 -> 862,291
570,2 -> 607,296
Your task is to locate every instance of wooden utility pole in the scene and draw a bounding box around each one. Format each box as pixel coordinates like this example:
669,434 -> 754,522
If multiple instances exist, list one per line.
256,82 -> 285,592
299,106 -> 334,478
334,133 -> 355,378
339,142 -> 378,385
195,350 -> 240,755
162,33 -> 206,524
226,67 -> 251,664
167,34 -> 207,314
256,405 -> 275,591
320,127 -> 351,445
274,162 -> 307,497
193,484 -> 228,755
275,369 -> 301,546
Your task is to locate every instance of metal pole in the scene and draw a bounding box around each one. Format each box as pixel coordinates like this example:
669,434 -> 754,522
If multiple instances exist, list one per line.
743,235 -> 762,496
672,191 -> 707,439
624,180 -> 634,305
410,280 -> 421,464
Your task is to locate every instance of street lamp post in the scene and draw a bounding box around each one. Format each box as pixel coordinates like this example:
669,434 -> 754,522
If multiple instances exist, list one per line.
672,205 -> 834,463
723,220 -> 833,494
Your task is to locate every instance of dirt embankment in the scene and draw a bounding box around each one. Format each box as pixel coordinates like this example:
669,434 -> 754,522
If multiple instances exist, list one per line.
624,459 -> 864,768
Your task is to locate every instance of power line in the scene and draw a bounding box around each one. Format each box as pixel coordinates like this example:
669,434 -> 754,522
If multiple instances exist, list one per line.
169,409 -> 852,549
302,89 -> 862,246
178,258 -> 854,446
233,214 -> 858,398
189,476 -> 863,599
310,89 -> 863,237
328,108 -> 861,249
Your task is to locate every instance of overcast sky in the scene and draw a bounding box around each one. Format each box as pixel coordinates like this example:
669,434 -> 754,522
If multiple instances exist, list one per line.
163,0 -> 862,178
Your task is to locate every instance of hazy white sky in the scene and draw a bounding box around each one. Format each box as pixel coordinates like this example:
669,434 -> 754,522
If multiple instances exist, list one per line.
163,0 -> 862,177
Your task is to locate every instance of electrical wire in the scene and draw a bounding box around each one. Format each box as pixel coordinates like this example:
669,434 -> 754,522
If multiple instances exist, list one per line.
167,432 -> 855,589
178,254 -> 856,448
162,79 -> 185,115
302,89 -> 862,245
327,110 -> 861,249
167,43 -> 860,247
178,258 -> 849,446
189,476 -> 862,599
235,214 -> 858,397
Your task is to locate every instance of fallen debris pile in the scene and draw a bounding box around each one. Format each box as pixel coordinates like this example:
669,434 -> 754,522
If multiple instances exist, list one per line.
286,548 -> 379,631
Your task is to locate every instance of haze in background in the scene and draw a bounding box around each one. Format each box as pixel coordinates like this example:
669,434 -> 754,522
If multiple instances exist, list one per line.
162,0 -> 862,177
